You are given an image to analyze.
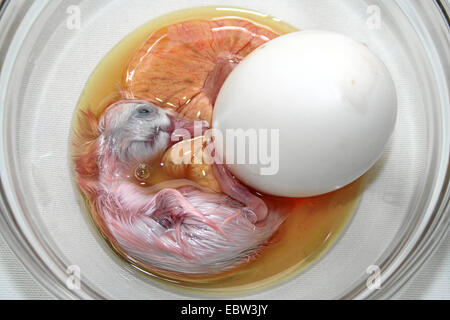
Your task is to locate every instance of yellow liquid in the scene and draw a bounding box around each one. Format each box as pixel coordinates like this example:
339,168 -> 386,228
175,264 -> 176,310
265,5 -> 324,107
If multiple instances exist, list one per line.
73,6 -> 363,294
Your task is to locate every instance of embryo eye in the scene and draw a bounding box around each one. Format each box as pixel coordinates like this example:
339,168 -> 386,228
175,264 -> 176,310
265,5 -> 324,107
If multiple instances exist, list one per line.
138,107 -> 153,115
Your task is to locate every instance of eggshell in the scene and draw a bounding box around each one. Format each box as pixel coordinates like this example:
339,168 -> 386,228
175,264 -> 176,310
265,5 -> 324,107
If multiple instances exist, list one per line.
213,31 -> 397,197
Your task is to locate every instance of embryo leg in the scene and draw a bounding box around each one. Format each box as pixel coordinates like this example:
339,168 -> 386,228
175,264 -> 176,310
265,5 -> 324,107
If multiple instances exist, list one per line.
212,164 -> 268,223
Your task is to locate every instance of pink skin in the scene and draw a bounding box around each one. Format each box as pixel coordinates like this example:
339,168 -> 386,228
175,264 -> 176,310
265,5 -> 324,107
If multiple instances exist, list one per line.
83,100 -> 285,275
212,164 -> 268,223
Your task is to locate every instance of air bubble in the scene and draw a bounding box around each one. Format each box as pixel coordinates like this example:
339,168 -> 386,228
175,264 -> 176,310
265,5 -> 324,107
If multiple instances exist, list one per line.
135,163 -> 151,181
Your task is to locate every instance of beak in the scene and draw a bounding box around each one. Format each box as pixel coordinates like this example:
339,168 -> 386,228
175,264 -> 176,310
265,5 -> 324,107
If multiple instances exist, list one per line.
167,114 -> 210,143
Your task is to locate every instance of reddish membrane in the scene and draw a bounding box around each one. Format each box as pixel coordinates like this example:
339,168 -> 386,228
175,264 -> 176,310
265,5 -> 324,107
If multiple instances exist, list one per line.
125,18 -> 279,124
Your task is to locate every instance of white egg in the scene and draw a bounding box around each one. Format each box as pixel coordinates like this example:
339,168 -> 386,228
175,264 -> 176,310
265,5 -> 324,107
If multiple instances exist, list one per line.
213,30 -> 397,197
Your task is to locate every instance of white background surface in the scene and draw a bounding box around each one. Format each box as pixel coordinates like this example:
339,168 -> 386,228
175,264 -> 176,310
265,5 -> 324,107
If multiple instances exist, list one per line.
0,230 -> 448,300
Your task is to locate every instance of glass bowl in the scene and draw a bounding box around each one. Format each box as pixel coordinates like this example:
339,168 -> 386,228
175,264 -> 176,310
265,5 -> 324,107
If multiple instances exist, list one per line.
0,0 -> 448,299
